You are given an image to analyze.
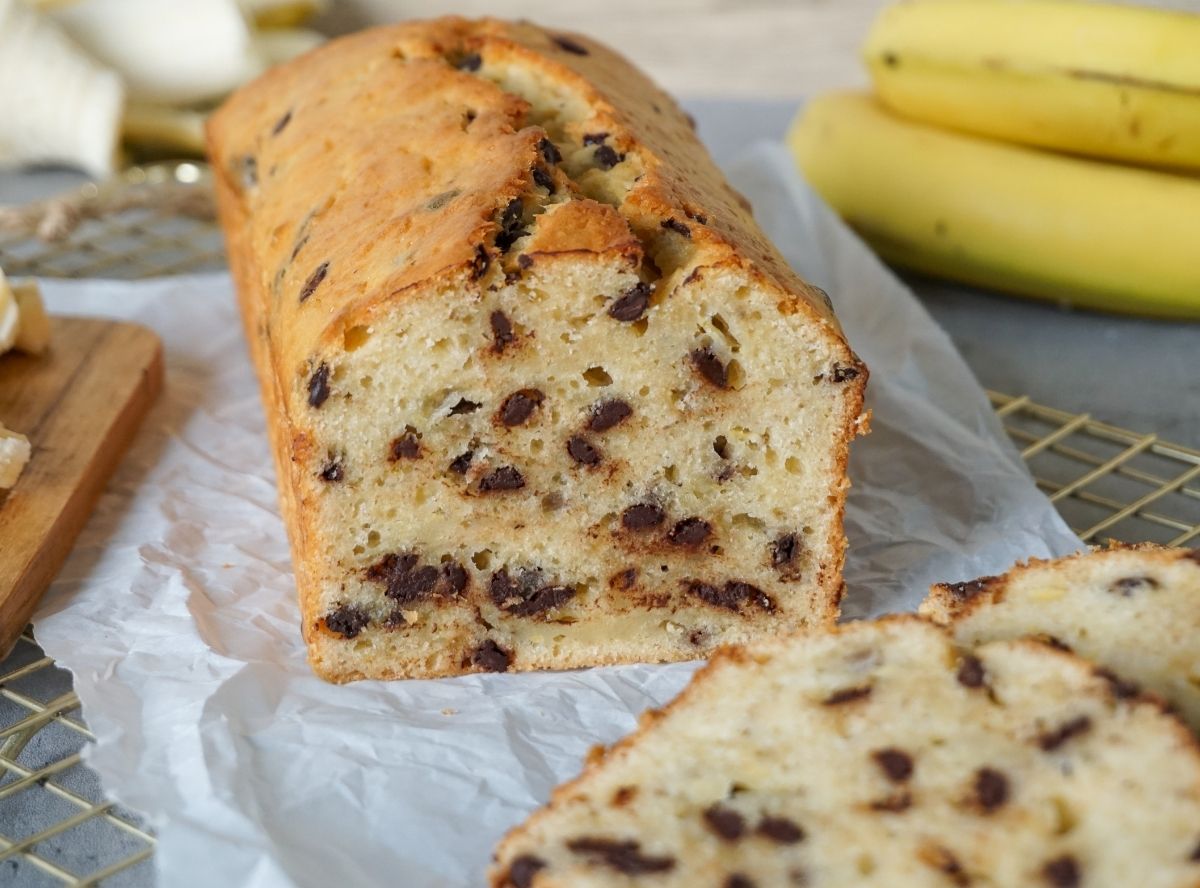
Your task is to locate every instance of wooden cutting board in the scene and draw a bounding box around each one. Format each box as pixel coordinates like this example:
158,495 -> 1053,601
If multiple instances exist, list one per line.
0,316 -> 163,655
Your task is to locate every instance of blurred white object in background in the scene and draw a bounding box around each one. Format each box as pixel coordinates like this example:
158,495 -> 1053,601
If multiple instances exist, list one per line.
0,0 -> 124,177
49,0 -> 262,105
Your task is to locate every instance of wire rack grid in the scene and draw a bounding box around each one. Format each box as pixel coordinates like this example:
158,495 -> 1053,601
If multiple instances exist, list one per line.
1,165 -> 1198,886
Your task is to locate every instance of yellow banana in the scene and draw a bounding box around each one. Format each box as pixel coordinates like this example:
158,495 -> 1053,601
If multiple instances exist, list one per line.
864,0 -> 1200,172
786,92 -> 1200,319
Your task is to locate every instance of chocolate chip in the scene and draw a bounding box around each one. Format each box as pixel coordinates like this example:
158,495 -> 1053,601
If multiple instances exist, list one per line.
426,189 -> 460,210
770,533 -> 800,568
823,685 -> 872,705
582,132 -> 608,145
830,363 -> 860,383
537,137 -> 561,164
532,167 -> 555,192
1038,715 -> 1092,751
489,569 -> 517,606
567,436 -> 601,466
480,466 -> 525,491
552,35 -> 589,55
490,310 -> 515,351
593,144 -> 622,169
449,450 -> 474,474
319,455 -> 344,482
943,576 -> 998,600
757,816 -> 804,844
957,654 -> 986,689
661,218 -> 691,238
449,398 -> 481,415
565,838 -> 674,875
517,254 -> 533,270
870,792 -> 912,813
364,552 -> 416,584
500,389 -> 544,426
691,347 -> 728,388
1184,548 -> 1200,566
725,876 -> 755,888
590,399 -> 632,432
974,767 -> 1009,812
1042,855 -> 1080,887
308,363 -> 331,407
703,804 -> 745,841
507,585 -> 576,617
921,846 -> 969,887
504,855 -> 544,888
471,245 -> 491,280
388,565 -> 438,604
622,503 -> 665,530
1094,666 -> 1140,699
873,748 -> 914,782
668,518 -> 711,547
455,52 -> 482,71
324,605 -> 368,639
687,580 -> 775,613
383,610 -> 408,629
495,198 -> 527,252
441,561 -> 469,595
1110,574 -> 1159,595
298,261 -> 329,303
389,429 -> 421,461
609,283 -> 651,321
473,639 -> 511,672
271,109 -> 292,136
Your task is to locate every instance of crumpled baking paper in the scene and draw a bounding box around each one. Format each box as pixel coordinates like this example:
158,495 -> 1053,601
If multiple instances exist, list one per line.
32,143 -> 1081,888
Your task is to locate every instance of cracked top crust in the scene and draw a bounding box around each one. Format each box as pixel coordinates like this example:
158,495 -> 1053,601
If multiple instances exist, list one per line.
206,16 -> 850,381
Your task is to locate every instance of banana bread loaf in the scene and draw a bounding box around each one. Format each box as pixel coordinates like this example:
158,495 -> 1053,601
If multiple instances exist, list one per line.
207,17 -> 868,681
491,617 -> 1200,887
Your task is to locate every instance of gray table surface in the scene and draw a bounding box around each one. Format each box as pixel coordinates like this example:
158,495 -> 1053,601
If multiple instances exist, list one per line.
0,97 -> 1196,888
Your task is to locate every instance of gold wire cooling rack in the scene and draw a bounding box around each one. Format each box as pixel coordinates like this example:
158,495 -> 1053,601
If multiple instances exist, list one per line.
1,166 -> 1198,887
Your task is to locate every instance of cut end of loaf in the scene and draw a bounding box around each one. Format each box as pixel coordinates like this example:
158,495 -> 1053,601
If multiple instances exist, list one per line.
207,16 -> 867,680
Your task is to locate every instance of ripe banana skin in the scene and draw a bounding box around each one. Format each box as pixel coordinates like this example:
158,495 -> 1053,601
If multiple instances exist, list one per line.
787,92 -> 1200,319
864,0 -> 1200,172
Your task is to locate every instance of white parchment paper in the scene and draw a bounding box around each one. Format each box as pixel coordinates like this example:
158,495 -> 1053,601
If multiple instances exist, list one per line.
32,144 -> 1081,887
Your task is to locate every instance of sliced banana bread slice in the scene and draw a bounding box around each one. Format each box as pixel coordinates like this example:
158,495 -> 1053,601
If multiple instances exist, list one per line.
491,617 -> 1200,888
207,17 -> 867,681
923,544 -> 1200,731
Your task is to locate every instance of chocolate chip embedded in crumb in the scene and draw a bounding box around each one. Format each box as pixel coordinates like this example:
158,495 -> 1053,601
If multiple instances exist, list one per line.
567,436 -> 602,466
757,816 -> 805,844
622,503 -> 665,530
489,569 -> 517,606
441,561 -> 469,596
919,846 -> 969,888
691,347 -> 729,388
364,552 -> 416,584
319,455 -> 344,482
1110,574 -> 1159,595
725,875 -> 756,888
974,767 -> 1009,812
455,52 -> 482,71
389,429 -> 422,461
609,283 -> 651,322
873,748 -> 914,783
490,310 -> 515,352
1042,855 -> 1081,888
823,684 -> 872,706
308,363 -> 331,407
668,517 -> 712,547
388,565 -> 438,604
299,261 -> 329,303
507,585 -> 576,617
593,144 -> 623,169
943,576 -> 999,600
271,109 -> 292,136
957,654 -> 987,689
448,450 -> 474,474
532,167 -> 555,192
830,362 -> 860,383
471,245 -> 491,281
480,466 -> 525,492
771,533 -> 800,568
551,34 -> 589,55
702,805 -> 746,841
449,398 -> 481,415
324,605 -> 368,639
537,137 -> 562,165
687,580 -> 775,613
1038,715 -> 1092,751
472,639 -> 511,673
870,792 -> 913,813
516,254 -> 533,270
499,389 -> 544,427
582,132 -> 609,146
661,218 -> 692,238
565,838 -> 674,875
590,399 -> 632,432
504,855 -> 545,888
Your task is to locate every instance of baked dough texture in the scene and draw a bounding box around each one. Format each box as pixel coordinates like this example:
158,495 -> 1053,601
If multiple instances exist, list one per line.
491,617 -> 1200,888
923,544 -> 1200,732
207,17 -> 867,681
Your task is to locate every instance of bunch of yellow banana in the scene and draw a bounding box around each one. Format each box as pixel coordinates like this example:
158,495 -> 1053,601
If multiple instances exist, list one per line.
786,0 -> 1200,319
